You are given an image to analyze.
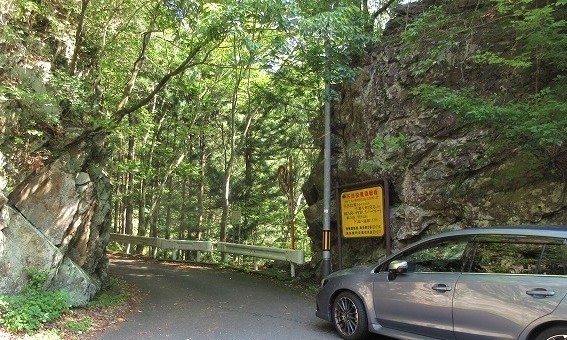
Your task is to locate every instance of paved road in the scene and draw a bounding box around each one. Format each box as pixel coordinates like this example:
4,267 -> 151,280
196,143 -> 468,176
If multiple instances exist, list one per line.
99,256 -> 343,340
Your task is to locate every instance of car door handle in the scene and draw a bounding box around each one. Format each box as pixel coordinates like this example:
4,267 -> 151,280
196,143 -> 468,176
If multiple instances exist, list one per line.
526,288 -> 555,298
432,284 -> 452,292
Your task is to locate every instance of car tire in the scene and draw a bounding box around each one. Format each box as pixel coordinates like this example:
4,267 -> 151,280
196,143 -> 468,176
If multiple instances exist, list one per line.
536,325 -> 567,340
332,291 -> 369,340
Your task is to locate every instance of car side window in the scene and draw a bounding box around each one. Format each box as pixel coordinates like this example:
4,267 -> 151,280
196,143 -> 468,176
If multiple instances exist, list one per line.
465,236 -> 567,275
380,237 -> 471,273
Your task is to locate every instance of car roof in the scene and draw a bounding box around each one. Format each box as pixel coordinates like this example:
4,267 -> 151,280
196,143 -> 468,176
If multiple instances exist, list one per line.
425,225 -> 567,240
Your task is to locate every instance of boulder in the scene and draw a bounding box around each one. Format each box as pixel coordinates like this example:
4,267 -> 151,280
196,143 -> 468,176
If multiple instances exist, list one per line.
0,204 -> 99,306
1,137 -> 111,305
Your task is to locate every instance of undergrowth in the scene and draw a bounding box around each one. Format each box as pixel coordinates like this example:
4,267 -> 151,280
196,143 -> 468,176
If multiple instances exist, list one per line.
0,269 -> 70,333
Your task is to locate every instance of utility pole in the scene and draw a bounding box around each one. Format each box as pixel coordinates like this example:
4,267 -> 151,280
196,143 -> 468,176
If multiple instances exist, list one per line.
322,38 -> 332,278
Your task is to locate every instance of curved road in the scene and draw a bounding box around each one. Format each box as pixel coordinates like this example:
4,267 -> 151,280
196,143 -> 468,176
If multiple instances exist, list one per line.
100,256 -> 343,340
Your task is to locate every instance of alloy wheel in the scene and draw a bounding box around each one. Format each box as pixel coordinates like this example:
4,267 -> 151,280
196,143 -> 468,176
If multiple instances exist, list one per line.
334,295 -> 359,336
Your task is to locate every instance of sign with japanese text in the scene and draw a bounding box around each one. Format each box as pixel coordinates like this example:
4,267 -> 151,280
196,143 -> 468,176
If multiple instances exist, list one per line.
231,210 -> 242,225
340,186 -> 384,238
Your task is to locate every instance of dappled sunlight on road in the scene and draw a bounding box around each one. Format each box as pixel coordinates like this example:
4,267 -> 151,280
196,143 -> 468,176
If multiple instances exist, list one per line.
128,273 -> 165,277
109,253 -> 213,271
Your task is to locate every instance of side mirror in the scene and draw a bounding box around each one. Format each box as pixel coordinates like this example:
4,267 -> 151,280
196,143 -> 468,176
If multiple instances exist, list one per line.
388,260 -> 408,280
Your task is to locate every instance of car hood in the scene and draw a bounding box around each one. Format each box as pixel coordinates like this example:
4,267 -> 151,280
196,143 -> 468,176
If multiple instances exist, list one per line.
327,265 -> 374,279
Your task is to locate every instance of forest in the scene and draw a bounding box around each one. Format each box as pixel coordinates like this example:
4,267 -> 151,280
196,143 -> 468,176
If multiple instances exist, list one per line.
1,0 -> 380,258
1,0 -> 566,263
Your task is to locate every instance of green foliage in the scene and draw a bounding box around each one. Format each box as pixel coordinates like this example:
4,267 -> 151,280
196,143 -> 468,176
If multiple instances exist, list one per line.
0,269 -> 70,333
472,52 -> 531,68
23,268 -> 48,292
295,3 -> 375,83
87,292 -> 128,308
412,81 -> 567,147
3,0 -> 372,261
88,277 -> 129,308
400,5 -> 459,76
358,133 -> 410,174
106,241 -> 125,253
0,83 -> 60,128
401,6 -> 450,47
473,0 -> 567,74
63,317 -> 92,334
372,133 -> 409,152
403,0 -> 566,186
51,71 -> 95,122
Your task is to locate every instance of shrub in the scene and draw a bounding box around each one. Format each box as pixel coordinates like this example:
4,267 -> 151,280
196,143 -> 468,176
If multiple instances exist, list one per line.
0,269 -> 70,333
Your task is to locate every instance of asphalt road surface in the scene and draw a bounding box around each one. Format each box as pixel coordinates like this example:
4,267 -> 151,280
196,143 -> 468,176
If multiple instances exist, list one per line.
100,258 -> 340,340
99,256 -> 345,340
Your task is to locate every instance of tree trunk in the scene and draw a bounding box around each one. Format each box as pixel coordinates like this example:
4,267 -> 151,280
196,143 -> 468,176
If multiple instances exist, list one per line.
69,0 -> 90,75
124,113 -> 135,236
165,177 -> 173,240
197,131 -> 207,241
178,176 -> 188,240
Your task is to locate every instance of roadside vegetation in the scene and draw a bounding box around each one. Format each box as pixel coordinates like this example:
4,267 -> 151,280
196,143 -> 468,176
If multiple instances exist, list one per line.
0,271 -> 138,339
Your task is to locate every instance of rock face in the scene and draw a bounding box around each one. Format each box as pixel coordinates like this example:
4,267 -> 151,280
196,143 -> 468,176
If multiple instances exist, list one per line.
0,134 -> 112,306
303,1 -> 567,270
0,2 -> 112,303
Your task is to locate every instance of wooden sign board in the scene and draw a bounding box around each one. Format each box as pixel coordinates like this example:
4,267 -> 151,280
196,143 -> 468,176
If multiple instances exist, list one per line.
231,210 -> 242,225
340,186 -> 384,238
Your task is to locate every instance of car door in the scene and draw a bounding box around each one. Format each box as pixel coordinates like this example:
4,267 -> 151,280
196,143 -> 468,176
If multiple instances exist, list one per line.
453,235 -> 567,339
372,236 -> 472,339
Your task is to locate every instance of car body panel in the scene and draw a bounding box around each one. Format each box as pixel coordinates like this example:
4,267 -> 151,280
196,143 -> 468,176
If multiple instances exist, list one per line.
518,291 -> 567,339
373,272 -> 458,339
453,274 -> 567,339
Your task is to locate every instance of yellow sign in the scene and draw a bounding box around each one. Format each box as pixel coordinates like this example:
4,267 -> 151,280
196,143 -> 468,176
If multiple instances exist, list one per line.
340,186 -> 384,238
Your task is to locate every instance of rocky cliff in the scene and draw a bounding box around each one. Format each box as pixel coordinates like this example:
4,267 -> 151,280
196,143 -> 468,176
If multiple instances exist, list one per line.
303,0 -> 567,269
0,136 -> 111,306
0,2 -> 111,305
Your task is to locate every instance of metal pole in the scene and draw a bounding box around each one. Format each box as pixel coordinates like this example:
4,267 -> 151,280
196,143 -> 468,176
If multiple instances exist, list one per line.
336,185 -> 343,270
322,40 -> 332,277
384,177 -> 392,255
289,156 -> 295,250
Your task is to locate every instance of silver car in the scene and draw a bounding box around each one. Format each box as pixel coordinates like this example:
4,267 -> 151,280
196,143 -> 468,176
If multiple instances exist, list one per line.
316,226 -> 567,340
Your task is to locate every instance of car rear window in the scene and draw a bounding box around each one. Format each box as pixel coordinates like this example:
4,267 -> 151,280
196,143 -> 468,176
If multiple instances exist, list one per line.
464,236 -> 567,275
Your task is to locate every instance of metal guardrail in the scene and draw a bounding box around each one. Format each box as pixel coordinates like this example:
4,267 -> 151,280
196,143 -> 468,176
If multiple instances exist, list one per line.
109,233 -> 305,277
109,233 -> 213,261
217,242 -> 305,277
110,233 -> 157,247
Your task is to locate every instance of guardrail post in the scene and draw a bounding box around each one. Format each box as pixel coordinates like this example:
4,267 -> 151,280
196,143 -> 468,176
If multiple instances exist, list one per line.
196,251 -> 201,262
172,250 -> 178,261
253,258 -> 258,271
290,263 -> 296,278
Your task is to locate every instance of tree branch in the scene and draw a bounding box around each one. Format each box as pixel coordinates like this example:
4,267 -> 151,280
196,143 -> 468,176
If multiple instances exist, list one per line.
112,37 -> 225,126
372,0 -> 397,21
